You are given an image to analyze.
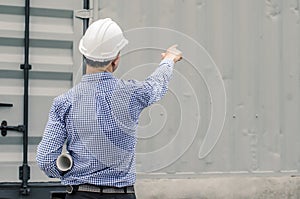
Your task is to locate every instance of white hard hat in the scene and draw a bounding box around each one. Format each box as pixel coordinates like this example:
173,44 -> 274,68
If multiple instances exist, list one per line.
79,18 -> 128,62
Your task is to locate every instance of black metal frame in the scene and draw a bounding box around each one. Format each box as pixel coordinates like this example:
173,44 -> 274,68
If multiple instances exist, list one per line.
0,182 -> 66,199
82,0 -> 90,75
0,0 -> 31,195
83,0 -> 90,33
0,103 -> 13,107
18,0 -> 31,195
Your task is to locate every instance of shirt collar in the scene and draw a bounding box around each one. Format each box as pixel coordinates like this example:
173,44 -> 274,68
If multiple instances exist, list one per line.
81,72 -> 114,82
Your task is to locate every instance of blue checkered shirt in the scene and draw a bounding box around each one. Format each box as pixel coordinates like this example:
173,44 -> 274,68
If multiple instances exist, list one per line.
36,58 -> 174,187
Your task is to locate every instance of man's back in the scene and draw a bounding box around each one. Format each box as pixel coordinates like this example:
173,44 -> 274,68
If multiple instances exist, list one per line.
36,59 -> 174,187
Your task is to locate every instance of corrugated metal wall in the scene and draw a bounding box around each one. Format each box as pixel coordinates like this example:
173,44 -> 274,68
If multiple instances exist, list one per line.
98,0 -> 300,176
0,0 -> 299,182
0,0 -> 82,181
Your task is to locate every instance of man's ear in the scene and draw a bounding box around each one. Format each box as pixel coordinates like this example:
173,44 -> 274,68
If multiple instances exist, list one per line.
112,54 -> 120,67
111,54 -> 120,71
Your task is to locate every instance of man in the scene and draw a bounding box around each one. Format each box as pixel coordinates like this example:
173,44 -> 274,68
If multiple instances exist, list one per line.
36,18 -> 182,199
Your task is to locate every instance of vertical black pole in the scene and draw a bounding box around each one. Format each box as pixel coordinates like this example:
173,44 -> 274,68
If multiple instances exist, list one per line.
83,0 -> 90,34
82,0 -> 90,75
19,0 -> 31,195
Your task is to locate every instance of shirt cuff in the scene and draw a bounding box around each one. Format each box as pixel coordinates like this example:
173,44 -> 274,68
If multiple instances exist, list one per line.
160,58 -> 174,67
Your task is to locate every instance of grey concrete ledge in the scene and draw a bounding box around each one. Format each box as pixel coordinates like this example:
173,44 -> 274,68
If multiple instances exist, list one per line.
135,176 -> 300,199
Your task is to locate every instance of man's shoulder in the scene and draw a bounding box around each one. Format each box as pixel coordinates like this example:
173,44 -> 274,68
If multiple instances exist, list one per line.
53,88 -> 73,107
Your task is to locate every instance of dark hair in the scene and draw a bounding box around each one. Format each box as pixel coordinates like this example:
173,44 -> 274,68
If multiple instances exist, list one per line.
84,56 -> 112,68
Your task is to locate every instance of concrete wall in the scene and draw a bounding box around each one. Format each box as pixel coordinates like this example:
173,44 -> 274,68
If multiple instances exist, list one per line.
135,176 -> 300,199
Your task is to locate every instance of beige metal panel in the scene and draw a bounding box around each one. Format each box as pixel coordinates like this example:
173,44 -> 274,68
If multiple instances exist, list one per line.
98,0 -> 223,173
97,0 -> 300,175
0,0 -> 82,182
258,0 -> 283,172
224,0 -> 264,173
280,0 -> 300,172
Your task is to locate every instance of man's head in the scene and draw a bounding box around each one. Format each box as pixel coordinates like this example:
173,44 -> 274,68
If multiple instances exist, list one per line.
79,18 -> 128,73
84,53 -> 120,73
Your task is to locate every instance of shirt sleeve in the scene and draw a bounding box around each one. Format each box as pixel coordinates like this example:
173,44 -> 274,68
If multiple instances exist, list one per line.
36,97 -> 68,178
134,58 -> 174,108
